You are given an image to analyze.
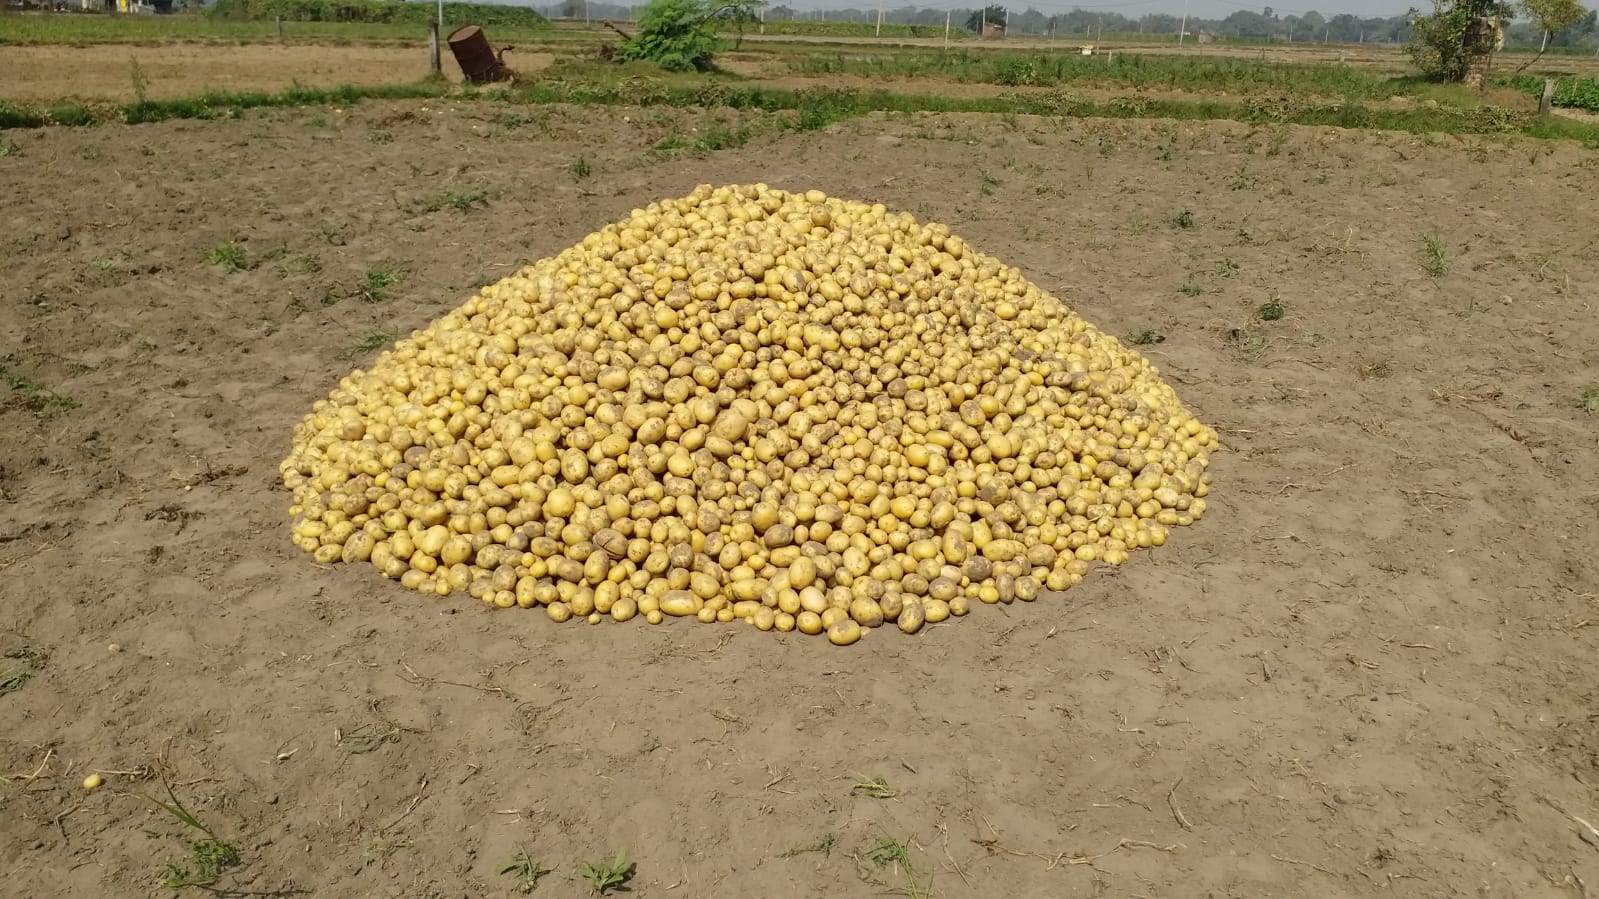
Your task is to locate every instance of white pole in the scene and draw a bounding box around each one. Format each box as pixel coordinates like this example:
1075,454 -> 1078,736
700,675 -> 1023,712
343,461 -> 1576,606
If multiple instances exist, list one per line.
437,0 -> 443,36
875,0 -> 883,37
944,8 -> 950,47
584,0 -> 589,24
1178,0 -> 1188,45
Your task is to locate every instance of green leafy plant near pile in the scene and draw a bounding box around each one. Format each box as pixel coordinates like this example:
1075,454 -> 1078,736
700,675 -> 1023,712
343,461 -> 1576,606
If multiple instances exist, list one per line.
615,0 -> 761,72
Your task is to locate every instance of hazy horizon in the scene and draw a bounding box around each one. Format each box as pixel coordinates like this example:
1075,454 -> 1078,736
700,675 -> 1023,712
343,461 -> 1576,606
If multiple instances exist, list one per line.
502,0 -> 1430,23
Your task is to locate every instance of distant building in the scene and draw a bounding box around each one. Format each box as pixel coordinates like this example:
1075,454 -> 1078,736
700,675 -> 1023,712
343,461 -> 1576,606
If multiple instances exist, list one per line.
982,22 -> 1003,39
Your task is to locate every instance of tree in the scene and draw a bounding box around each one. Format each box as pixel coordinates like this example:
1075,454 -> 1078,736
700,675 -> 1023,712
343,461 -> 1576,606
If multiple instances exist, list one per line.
1301,9 -> 1327,38
615,0 -> 761,71
1518,0 -> 1587,66
1407,0 -> 1512,87
965,4 -> 1005,31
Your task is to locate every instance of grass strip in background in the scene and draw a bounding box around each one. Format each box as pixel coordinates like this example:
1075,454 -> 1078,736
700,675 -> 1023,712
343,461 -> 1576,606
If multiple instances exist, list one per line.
1507,74 -> 1599,112
4,76 -> 1598,144
792,50 -> 1406,98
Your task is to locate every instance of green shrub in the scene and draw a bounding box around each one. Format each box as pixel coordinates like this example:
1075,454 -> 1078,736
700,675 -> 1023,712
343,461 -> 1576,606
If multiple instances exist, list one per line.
616,0 -> 723,72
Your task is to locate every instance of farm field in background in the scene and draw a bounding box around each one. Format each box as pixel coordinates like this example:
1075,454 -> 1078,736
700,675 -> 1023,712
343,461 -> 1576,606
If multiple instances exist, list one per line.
2,10 -> 1598,899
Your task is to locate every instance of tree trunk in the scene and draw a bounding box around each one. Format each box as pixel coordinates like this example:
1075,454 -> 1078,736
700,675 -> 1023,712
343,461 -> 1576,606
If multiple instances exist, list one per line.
1462,17 -> 1494,90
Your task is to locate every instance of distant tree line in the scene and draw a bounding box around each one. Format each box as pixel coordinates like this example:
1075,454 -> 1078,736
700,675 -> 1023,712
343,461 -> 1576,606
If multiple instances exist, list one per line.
541,1 -> 1599,50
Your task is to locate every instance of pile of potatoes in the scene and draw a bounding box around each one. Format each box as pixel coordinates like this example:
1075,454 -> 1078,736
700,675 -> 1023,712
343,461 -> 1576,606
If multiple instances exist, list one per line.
280,184 -> 1217,645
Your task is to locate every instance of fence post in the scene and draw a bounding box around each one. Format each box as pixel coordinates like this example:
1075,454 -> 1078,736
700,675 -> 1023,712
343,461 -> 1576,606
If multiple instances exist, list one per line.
275,15 -> 282,37
1539,78 -> 1555,115
429,20 -> 442,77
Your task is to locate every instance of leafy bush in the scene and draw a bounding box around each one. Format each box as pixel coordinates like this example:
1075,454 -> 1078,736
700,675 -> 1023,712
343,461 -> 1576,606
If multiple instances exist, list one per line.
616,0 -> 757,72
616,0 -> 723,71
1407,0 -> 1512,82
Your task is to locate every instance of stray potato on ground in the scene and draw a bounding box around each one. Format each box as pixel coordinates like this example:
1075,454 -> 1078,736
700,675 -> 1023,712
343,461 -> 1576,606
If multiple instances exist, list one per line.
281,184 -> 1217,641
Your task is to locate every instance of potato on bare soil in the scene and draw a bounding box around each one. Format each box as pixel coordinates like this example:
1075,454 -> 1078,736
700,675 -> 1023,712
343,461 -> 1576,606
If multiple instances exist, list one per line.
280,184 -> 1218,642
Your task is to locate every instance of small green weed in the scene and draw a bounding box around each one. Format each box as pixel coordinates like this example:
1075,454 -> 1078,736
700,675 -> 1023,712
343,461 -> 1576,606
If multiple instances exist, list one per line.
313,224 -> 348,246
1171,209 -> 1194,229
1226,328 -> 1268,363
345,330 -> 396,358
499,848 -> 551,894
0,668 -> 29,694
367,128 -> 394,144
422,190 -> 487,213
1215,258 -> 1240,278
337,721 -> 401,753
566,155 -> 592,181
0,140 -> 21,157
1180,281 -> 1205,297
129,59 -> 149,105
1422,233 -> 1448,276
780,833 -> 837,858
850,776 -> 898,799
363,827 -> 411,867
1127,329 -> 1166,346
1577,386 -> 1599,414
204,242 -> 248,274
1,366 -> 78,414
1258,296 -> 1286,321
979,171 -> 1002,196
353,268 -> 402,303
139,781 -> 242,889
857,835 -> 929,899
1231,166 -> 1258,190
651,134 -> 690,156
276,254 -> 321,277
0,646 -> 47,695
580,848 -> 635,895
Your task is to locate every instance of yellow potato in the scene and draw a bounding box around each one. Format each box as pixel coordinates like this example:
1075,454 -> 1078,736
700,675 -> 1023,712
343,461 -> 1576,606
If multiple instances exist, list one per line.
279,184 -> 1217,645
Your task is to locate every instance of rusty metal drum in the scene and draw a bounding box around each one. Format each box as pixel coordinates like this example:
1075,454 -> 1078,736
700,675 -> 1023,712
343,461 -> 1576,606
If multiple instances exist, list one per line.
448,25 -> 503,84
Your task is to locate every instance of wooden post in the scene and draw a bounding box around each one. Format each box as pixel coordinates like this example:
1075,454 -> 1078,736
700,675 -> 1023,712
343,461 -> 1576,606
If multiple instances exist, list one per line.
275,15 -> 282,37
429,20 -> 441,77
1539,78 -> 1555,115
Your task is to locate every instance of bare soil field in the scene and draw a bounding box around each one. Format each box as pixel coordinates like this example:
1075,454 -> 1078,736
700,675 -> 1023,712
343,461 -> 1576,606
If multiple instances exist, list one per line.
3,44 -> 550,103
2,101 -> 1597,899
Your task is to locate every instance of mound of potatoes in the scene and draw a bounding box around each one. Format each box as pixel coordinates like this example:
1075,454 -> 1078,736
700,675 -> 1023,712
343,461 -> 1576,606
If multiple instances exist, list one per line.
280,184 -> 1218,644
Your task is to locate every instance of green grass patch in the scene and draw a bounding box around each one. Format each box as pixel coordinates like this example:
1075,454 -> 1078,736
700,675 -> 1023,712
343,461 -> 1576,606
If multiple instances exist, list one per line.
1508,74 -> 1599,113
6,76 -> 1599,146
792,50 -> 1402,98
